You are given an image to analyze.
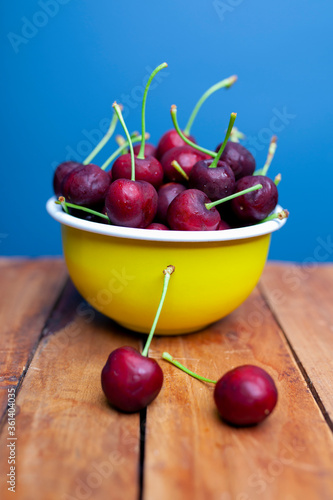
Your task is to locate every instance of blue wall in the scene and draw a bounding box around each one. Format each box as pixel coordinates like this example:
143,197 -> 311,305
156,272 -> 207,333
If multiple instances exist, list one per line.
1,0 -> 332,262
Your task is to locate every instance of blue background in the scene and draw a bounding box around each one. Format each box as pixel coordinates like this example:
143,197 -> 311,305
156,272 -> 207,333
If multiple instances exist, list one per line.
1,0 -> 332,262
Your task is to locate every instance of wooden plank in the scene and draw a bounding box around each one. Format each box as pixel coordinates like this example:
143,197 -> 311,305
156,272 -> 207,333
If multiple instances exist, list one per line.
259,263 -> 333,424
143,287 -> 333,500
0,284 -> 142,500
0,258 -> 67,416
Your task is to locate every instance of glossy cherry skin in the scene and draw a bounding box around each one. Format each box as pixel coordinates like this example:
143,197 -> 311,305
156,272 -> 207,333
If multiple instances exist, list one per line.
161,146 -> 209,183
189,159 -> 235,202
231,175 -> 278,223
215,142 -> 256,180
214,365 -> 278,426
156,182 -> 186,224
101,346 -> 164,413
133,143 -> 157,158
146,223 -> 169,230
53,161 -> 82,197
112,154 -> 164,189
156,129 -> 196,160
105,179 -> 158,228
167,189 -> 221,231
62,164 -> 111,206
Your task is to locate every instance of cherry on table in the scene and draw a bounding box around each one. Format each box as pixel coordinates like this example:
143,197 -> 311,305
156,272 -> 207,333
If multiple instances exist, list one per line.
101,265 -> 175,413
214,365 -> 278,426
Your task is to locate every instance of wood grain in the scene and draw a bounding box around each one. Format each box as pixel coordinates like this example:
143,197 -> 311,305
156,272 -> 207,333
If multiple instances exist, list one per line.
0,258 -> 67,416
143,286 -> 333,500
0,284 -> 143,500
259,263 -> 333,424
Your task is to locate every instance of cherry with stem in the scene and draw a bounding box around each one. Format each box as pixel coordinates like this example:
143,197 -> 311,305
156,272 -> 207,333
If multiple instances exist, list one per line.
101,266 -> 175,413
100,133 -> 149,171
162,352 -> 278,426
55,197 -> 109,221
105,103 -> 158,228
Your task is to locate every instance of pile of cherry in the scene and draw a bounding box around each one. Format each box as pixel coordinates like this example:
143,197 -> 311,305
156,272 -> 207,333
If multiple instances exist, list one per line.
53,63 -> 288,231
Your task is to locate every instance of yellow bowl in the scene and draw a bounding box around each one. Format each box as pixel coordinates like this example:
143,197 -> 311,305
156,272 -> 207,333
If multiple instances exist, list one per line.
46,197 -> 287,335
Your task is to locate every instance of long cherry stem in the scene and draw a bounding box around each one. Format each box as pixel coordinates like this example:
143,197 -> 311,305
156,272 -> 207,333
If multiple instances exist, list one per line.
162,352 -> 217,384
205,184 -> 263,210
142,266 -> 175,357
137,62 -> 168,159
112,102 -> 135,181
170,105 -> 215,157
56,197 -> 110,220
100,134 -> 149,171
183,75 -> 237,136
254,136 -> 277,176
82,109 -> 119,165
209,113 -> 237,168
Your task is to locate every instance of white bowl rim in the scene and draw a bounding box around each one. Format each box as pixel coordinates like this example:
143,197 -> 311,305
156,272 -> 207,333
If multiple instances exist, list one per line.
46,196 -> 287,243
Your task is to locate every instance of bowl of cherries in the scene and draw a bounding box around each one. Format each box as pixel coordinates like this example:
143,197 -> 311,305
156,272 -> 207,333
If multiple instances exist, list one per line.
47,63 -> 288,335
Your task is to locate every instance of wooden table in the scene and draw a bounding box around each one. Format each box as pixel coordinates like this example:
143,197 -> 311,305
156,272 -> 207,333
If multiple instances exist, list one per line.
0,258 -> 332,500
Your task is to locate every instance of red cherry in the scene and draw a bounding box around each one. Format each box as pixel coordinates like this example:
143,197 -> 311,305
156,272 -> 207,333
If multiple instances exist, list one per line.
53,161 -> 82,197
62,163 -> 111,207
167,189 -> 221,231
156,129 -> 196,160
133,142 -> 156,157
231,175 -> 278,223
112,154 -> 164,189
101,347 -> 163,413
146,223 -> 169,230
161,146 -> 209,183
105,179 -> 158,228
156,182 -> 186,224
214,365 -> 278,426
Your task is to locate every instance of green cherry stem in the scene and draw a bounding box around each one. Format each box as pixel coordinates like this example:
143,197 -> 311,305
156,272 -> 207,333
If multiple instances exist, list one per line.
56,197 -> 110,221
82,109 -> 119,165
205,184 -> 263,210
142,265 -> 175,357
170,105 -> 215,157
137,62 -> 168,159
162,352 -> 217,384
260,209 -> 289,223
171,160 -> 189,181
209,113 -> 237,168
183,75 -> 238,136
112,102 -> 135,181
254,136 -> 278,176
100,134 -> 149,171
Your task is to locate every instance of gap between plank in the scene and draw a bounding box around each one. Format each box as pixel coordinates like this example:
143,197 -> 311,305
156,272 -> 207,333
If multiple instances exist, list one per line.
139,406 -> 147,500
0,277 -> 69,430
258,283 -> 333,433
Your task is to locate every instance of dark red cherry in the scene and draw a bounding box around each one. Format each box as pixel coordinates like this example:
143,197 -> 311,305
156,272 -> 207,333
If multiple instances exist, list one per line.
231,175 -> 278,223
167,189 -> 221,231
161,146 -> 209,183
53,161 -> 82,197
156,129 -> 196,160
214,365 -> 278,426
216,141 -> 256,180
156,182 -> 186,224
62,164 -> 111,206
105,179 -> 158,228
112,154 -> 164,189
188,159 -> 235,201
101,346 -> 163,413
133,142 -> 156,157
217,220 -> 231,230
